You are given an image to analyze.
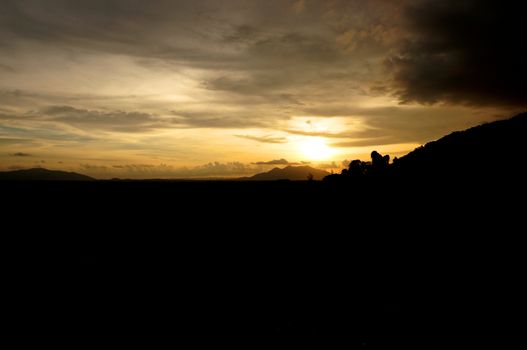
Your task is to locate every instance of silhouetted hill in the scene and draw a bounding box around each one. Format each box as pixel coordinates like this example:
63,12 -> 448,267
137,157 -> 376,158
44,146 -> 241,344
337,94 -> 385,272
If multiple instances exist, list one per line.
392,112 -> 527,179
246,165 -> 330,181
0,168 -> 94,181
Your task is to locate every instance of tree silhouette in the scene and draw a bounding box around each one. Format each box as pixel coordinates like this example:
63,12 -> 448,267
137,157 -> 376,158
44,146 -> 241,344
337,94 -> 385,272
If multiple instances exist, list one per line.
326,150 -> 391,181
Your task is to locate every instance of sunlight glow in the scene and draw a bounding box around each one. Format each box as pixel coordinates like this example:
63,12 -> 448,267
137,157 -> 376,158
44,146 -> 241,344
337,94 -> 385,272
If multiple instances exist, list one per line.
299,137 -> 334,161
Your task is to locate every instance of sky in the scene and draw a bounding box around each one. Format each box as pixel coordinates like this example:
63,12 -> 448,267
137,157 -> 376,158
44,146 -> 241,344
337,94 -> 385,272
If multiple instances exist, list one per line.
1,0 -> 525,178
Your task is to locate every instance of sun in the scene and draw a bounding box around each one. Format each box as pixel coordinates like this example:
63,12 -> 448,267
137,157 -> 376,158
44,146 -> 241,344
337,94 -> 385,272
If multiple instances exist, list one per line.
299,137 -> 334,161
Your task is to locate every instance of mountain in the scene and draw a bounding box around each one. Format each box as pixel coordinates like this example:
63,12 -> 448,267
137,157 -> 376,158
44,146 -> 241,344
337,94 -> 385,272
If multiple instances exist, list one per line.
0,168 -> 94,181
392,112 -> 527,179
247,166 -> 330,181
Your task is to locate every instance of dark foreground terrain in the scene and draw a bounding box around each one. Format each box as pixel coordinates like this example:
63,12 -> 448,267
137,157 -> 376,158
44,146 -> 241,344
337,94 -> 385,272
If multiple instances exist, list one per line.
3,114 -> 527,349
3,177 -> 525,349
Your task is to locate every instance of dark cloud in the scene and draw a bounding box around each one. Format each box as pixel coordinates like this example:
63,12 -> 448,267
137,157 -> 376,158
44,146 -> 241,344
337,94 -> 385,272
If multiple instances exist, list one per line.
0,1 -> 209,62
0,1 -> 344,72
253,159 -> 293,165
9,152 -> 32,157
0,0 -> 388,100
388,0 -> 527,107
236,135 -> 287,144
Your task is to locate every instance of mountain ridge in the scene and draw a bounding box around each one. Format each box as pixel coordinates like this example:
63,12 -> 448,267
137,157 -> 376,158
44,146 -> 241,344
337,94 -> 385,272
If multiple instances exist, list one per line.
0,167 -> 95,181
244,165 -> 330,181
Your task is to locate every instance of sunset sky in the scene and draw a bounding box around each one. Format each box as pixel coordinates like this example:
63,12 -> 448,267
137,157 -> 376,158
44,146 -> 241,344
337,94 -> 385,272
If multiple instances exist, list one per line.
1,0 -> 525,178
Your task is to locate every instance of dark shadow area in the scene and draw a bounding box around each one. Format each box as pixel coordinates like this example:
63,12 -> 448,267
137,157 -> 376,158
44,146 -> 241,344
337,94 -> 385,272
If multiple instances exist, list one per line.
3,113 -> 526,349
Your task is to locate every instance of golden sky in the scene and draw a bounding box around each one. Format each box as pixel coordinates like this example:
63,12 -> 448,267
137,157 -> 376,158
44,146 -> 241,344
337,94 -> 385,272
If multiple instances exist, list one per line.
0,0 -> 524,178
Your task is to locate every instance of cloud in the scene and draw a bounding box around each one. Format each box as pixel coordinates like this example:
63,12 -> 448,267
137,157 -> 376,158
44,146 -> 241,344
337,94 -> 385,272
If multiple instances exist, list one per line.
9,152 -> 32,157
223,24 -> 263,44
291,0 -> 306,14
0,63 -> 15,73
0,0 -> 386,105
387,0 -> 527,107
0,137 -> 32,145
331,137 -> 403,148
1,92 -> 273,131
171,114 -> 268,129
40,106 -> 165,132
316,161 -> 339,170
112,164 -> 155,170
236,135 -> 287,144
0,1 -> 210,62
79,164 -> 109,171
253,159 -> 292,165
283,129 -> 352,138
78,161 -> 265,179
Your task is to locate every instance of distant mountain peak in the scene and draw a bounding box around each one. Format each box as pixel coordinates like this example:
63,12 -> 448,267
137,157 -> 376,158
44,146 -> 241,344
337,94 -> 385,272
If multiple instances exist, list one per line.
248,165 -> 329,181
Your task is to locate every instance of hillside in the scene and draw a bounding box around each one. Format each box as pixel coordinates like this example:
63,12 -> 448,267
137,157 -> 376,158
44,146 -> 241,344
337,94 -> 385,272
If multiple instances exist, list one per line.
392,112 -> 527,179
0,168 -> 94,181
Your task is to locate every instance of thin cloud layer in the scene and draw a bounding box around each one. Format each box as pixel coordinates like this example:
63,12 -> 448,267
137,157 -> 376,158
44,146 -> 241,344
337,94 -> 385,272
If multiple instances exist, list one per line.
236,135 -> 287,144
253,159 -> 293,165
